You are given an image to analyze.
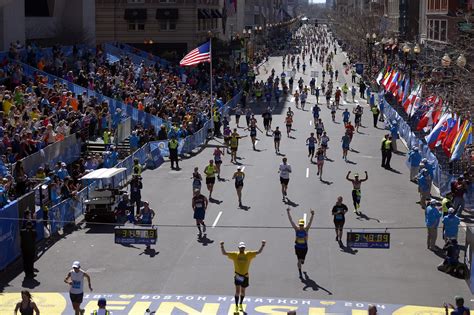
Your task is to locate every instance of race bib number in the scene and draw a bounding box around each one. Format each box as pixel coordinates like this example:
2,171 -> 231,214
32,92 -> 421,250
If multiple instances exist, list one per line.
72,280 -> 81,289
335,214 -> 343,220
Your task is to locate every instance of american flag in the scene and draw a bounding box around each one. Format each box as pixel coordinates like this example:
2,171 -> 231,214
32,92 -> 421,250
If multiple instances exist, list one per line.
224,0 -> 237,17
179,41 -> 211,66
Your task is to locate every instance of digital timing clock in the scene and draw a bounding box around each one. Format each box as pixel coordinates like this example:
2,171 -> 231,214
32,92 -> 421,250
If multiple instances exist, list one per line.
114,226 -> 157,245
346,232 -> 390,249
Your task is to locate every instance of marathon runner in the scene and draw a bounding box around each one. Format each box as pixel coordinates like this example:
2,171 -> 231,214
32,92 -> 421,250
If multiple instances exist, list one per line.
332,196 -> 348,242
346,171 -> 368,214
272,126 -> 282,154
213,147 -> 225,180
285,113 -> 294,138
229,129 -> 246,163
341,132 -> 350,161
286,208 -> 315,278
64,261 -> 93,315
245,121 -> 263,151
320,131 -> 330,158
191,167 -> 202,192
220,241 -> 266,314
192,189 -> 208,238
306,132 -> 317,162
232,167 -> 245,207
279,157 -> 292,201
316,147 -> 325,180
204,160 -> 218,199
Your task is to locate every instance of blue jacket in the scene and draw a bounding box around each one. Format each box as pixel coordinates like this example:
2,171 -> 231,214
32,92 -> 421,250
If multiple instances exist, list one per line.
442,214 -> 460,238
425,205 -> 441,227
408,151 -> 422,167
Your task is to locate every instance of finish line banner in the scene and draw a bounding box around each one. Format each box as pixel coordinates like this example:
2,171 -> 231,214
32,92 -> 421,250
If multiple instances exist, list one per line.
0,293 -> 452,314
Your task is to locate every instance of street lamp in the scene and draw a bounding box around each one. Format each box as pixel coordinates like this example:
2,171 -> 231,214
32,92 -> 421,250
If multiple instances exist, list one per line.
366,32 -> 377,69
243,28 -> 252,63
403,43 -> 421,80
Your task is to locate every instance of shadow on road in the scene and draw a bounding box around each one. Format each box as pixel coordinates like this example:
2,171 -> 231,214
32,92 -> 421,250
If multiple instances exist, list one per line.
284,199 -> 299,207
197,234 -> 214,246
338,241 -> 358,255
356,212 -> 380,222
300,272 -> 333,295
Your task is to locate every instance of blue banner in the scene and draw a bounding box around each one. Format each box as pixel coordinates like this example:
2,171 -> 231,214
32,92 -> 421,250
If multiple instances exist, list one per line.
0,201 -> 20,270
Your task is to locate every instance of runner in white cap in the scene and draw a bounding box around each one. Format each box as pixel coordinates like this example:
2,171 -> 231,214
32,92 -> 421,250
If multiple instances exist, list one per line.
64,261 -> 93,315
220,240 -> 266,313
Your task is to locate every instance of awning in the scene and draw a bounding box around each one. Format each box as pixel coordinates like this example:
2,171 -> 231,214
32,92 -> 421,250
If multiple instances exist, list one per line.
156,8 -> 179,20
124,8 -> 147,20
211,9 -> 223,18
198,8 -> 212,19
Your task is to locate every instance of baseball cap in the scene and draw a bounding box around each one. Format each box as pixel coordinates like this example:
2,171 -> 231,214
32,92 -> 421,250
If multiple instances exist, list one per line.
298,219 -> 305,226
98,297 -> 107,306
429,199 -> 437,205
72,261 -> 80,268
238,242 -> 246,248
448,207 -> 456,214
354,173 -> 359,177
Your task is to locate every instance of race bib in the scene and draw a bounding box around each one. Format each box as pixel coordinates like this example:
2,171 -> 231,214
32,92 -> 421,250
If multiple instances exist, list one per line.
72,280 -> 81,289
195,202 -> 203,208
335,214 -> 343,220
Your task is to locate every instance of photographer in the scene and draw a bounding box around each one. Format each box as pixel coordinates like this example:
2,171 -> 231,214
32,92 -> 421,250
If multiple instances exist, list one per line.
444,296 -> 470,315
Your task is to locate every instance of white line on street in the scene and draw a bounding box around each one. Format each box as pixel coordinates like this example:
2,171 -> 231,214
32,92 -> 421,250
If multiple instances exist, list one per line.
241,166 -> 245,172
255,140 -> 259,146
303,213 -> 307,227
212,211 -> 223,228
306,168 -> 309,178
309,120 -> 312,126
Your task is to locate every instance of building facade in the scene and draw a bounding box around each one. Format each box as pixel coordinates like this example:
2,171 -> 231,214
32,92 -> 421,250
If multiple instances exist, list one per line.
95,0 -> 224,58
419,0 -> 472,44
0,0 -> 95,51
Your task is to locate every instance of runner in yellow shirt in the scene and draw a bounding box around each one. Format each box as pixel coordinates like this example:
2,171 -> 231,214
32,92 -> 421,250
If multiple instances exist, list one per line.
204,160 -> 218,200
221,240 -> 265,313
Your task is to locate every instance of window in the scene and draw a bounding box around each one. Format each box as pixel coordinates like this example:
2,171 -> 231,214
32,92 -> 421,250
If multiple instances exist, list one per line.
159,0 -> 176,3
160,20 -> 177,31
128,22 -> 145,31
427,0 -> 448,12
128,0 -> 145,3
427,19 -> 448,42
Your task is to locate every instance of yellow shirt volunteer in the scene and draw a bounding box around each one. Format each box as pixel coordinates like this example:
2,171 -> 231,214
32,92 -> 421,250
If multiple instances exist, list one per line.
226,251 -> 257,275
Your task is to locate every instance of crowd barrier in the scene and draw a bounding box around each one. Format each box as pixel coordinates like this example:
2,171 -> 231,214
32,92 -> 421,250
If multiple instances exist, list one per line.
115,43 -> 170,68
13,132 -> 82,178
103,43 -> 156,68
381,94 -> 474,208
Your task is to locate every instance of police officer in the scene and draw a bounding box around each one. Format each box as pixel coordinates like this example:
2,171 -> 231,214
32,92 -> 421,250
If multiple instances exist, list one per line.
380,134 -> 393,169
91,297 -> 112,315
133,158 -> 142,176
213,109 -> 221,137
168,136 -> 180,169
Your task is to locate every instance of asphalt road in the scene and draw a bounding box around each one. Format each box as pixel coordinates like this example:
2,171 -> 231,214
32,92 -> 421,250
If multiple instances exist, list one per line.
1,34 -> 472,312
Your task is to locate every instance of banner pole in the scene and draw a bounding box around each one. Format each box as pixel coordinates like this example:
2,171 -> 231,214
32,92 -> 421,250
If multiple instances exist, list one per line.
210,37 -> 214,133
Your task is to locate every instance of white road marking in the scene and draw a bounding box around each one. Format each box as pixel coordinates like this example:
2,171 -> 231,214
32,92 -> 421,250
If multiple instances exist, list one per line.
309,120 -> 312,126
255,140 -> 259,146
241,166 -> 245,172
306,168 -> 309,178
212,211 -> 223,228
303,213 -> 307,227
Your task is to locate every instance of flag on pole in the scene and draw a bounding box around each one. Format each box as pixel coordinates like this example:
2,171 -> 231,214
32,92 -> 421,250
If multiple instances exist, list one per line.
179,41 -> 211,66
425,112 -> 451,149
442,119 -> 461,156
450,121 -> 472,161
224,0 -> 237,16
